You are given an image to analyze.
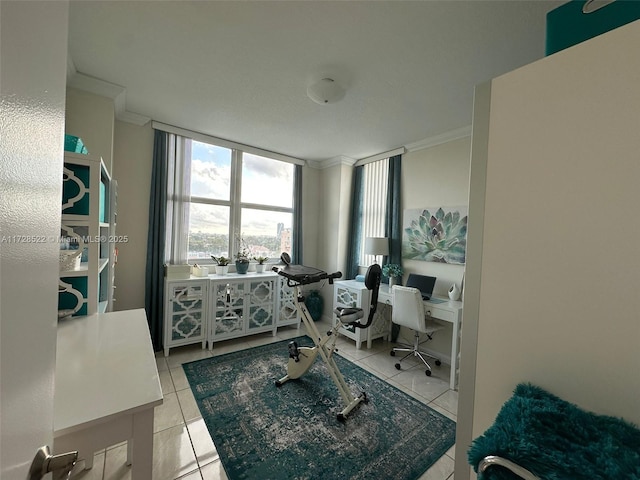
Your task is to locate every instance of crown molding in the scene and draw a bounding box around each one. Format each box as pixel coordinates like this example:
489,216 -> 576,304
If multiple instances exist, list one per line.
305,159 -> 324,170
315,155 -> 357,170
66,68 -> 150,126
405,126 -> 472,152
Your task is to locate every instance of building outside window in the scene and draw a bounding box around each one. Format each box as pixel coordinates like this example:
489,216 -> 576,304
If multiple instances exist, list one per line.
175,138 -> 296,263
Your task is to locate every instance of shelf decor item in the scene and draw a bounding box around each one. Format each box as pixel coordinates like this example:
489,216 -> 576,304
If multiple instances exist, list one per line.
382,263 -> 403,287
234,233 -> 251,274
448,283 -> 461,301
211,255 -> 230,275
254,256 -> 269,273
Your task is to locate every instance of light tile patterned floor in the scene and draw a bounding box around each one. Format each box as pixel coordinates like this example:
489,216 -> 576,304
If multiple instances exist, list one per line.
69,320 -> 457,480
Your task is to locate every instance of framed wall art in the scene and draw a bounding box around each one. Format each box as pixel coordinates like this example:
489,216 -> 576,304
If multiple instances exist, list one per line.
402,207 -> 468,264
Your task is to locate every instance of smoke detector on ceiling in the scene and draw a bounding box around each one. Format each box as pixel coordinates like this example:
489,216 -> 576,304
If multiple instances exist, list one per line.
307,78 -> 345,105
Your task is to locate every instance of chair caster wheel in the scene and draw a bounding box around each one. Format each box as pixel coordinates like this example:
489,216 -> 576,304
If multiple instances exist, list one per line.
360,392 -> 368,404
337,413 -> 346,423
275,380 -> 282,387
395,363 -> 401,370
435,360 -> 442,366
390,351 -> 396,357
425,369 -> 432,376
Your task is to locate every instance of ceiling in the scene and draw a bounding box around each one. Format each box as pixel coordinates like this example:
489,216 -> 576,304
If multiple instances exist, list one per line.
67,0 -> 564,163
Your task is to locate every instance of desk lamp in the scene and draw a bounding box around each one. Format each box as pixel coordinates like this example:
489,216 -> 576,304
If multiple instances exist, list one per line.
364,237 -> 389,265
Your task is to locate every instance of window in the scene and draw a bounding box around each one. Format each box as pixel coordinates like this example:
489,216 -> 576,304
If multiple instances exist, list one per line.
169,136 -> 297,264
188,141 -> 295,262
359,158 -> 389,266
185,140 -> 295,261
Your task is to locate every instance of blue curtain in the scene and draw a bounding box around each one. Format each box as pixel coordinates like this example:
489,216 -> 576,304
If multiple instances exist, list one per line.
385,154 -> 402,341
145,130 -> 169,351
292,164 -> 303,264
346,165 -> 364,279
385,154 -> 403,271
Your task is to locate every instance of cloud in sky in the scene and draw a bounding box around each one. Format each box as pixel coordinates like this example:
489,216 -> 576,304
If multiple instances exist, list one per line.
188,140 -> 294,235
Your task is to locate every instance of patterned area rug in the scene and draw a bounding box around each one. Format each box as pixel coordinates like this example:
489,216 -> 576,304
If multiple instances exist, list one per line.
183,336 -> 456,480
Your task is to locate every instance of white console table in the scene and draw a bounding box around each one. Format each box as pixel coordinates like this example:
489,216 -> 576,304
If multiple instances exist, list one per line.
377,285 -> 463,390
54,309 -> 163,478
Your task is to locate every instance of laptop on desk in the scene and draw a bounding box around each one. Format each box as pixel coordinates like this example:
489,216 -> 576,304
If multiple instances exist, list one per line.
405,274 -> 437,301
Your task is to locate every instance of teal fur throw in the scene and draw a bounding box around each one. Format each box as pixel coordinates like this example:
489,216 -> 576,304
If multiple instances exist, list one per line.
468,383 -> 640,479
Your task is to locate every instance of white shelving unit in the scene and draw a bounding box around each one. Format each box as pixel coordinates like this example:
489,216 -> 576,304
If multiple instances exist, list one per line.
58,152 -> 116,317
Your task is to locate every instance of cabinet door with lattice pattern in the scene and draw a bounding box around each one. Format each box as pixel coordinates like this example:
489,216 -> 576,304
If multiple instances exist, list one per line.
246,278 -> 276,333
164,280 -> 207,355
211,280 -> 246,339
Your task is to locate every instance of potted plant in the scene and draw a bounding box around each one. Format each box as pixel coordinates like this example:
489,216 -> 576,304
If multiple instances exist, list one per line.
211,255 -> 230,275
382,263 -> 403,287
234,234 -> 251,274
253,256 -> 269,273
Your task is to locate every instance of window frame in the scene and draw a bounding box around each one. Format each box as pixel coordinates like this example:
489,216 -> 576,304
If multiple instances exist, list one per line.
185,141 -> 296,264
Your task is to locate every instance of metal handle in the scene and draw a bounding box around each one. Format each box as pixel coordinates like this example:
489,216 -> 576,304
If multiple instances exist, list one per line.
28,446 -> 78,480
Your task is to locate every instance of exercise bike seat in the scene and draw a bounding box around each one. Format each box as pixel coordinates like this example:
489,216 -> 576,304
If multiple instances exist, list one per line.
334,307 -> 365,325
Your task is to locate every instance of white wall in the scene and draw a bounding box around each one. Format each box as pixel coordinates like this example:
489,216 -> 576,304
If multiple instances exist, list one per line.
65,88 -> 115,174
301,165 -> 320,268
401,138 -> 471,356
112,121 -> 154,311
402,137 -> 470,297
456,20 -> 640,479
315,162 -> 354,315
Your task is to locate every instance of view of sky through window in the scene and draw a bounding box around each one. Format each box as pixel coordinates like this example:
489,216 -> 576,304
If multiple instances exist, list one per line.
187,141 -> 295,261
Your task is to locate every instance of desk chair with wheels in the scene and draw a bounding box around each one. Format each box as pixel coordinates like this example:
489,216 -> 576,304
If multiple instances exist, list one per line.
390,285 -> 443,376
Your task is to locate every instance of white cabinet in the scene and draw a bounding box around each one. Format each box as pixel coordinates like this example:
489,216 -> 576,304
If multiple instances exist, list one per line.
164,280 -> 208,356
333,280 -> 389,349
209,275 -> 276,342
163,271 -> 299,355
58,152 -> 116,317
276,276 -> 299,328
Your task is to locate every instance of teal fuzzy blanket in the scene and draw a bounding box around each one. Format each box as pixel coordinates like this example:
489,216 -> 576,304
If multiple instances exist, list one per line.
468,383 -> 640,479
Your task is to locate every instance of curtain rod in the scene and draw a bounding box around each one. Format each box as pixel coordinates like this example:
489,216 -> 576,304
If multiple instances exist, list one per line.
151,121 -> 306,166
354,147 -> 406,167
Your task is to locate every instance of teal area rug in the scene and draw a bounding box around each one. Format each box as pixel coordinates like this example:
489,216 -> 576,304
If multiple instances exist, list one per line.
183,336 -> 456,480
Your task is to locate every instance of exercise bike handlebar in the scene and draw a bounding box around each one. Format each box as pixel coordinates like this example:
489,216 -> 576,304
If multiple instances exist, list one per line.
272,265 -> 342,287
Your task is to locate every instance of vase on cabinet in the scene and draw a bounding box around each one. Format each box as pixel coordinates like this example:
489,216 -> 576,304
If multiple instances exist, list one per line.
448,283 -> 461,301
255,263 -> 266,273
389,276 -> 398,288
235,260 -> 249,274
215,265 -> 229,275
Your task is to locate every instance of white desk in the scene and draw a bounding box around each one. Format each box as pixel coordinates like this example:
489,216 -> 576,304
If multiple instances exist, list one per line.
54,309 -> 163,478
377,285 -> 463,390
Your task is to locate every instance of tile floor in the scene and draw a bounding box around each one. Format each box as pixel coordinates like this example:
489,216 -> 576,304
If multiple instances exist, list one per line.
69,319 -> 458,480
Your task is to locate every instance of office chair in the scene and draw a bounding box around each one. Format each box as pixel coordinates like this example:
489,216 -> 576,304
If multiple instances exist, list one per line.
390,285 -> 442,376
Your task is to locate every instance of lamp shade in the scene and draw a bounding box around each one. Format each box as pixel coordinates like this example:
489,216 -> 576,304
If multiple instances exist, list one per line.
307,78 -> 345,105
364,237 -> 389,256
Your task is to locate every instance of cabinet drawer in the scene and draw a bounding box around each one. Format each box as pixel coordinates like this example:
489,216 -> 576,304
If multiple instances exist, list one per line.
426,306 -> 455,322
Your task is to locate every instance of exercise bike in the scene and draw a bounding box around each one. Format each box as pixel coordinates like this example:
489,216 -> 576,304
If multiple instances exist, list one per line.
273,253 -> 381,421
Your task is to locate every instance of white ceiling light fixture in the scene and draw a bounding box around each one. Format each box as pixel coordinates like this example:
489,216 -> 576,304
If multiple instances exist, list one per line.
307,78 -> 346,105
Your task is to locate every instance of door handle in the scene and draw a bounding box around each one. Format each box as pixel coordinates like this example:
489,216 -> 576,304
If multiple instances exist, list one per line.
28,445 -> 78,480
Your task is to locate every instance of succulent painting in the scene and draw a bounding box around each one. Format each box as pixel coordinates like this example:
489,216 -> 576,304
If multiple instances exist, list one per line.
402,207 -> 467,264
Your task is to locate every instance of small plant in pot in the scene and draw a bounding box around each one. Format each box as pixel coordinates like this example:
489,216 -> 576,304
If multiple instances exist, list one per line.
211,255 -> 230,275
382,263 -> 403,287
253,256 -> 269,273
234,234 -> 251,274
